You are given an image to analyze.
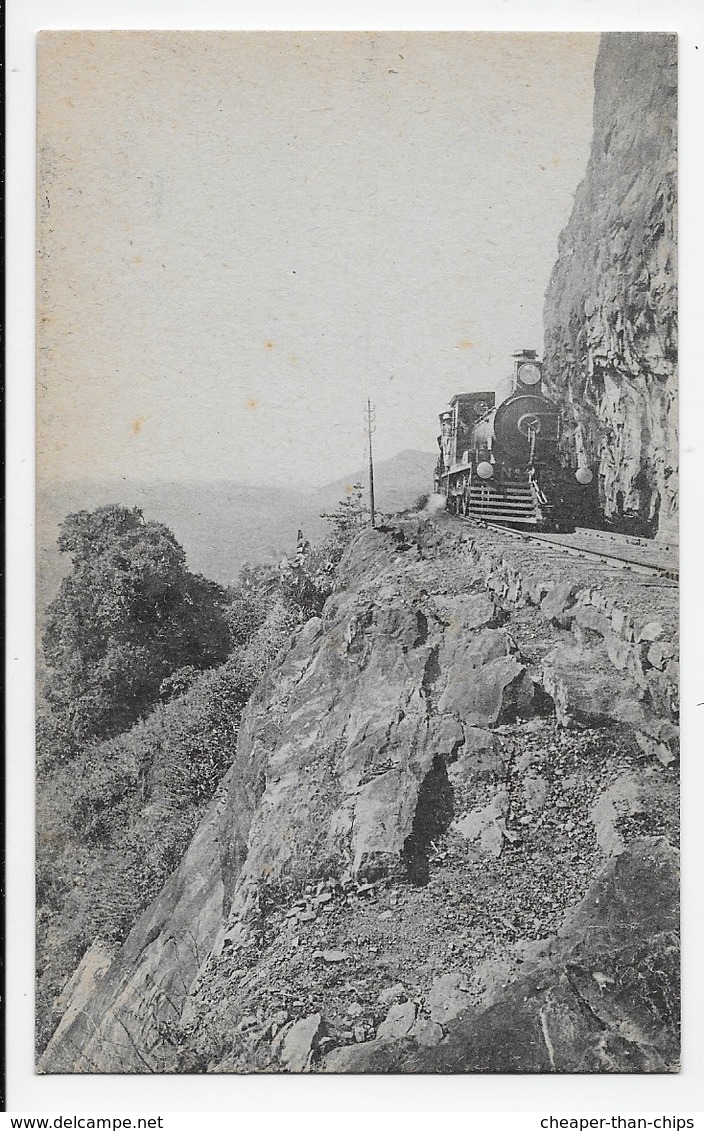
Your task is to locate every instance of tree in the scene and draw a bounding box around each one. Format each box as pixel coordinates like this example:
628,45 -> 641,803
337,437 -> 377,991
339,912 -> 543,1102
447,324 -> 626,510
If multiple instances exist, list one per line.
276,487 -> 370,622
320,482 -> 368,540
42,505 -> 231,742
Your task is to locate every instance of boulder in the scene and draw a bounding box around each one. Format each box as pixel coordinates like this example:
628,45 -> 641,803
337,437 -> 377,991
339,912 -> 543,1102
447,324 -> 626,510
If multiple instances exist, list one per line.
646,642 -> 676,671
590,774 -> 645,856
540,642 -> 642,726
321,950 -> 348,964
322,1038 -> 398,1073
409,1019 -> 445,1047
428,973 -> 471,1024
438,644 -> 533,727
573,603 -> 612,640
520,773 -> 549,814
540,581 -> 580,626
604,632 -> 635,671
635,730 -> 676,767
610,607 -> 631,637
522,574 -> 552,606
637,621 -> 664,643
376,1001 -> 417,1040
377,983 -> 408,1008
644,667 -> 677,718
280,1013 -> 323,1073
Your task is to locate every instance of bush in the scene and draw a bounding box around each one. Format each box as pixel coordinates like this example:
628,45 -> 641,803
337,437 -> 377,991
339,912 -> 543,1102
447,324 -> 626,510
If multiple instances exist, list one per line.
35,582 -> 302,1054
42,505 -> 231,743
225,563 -> 279,649
279,536 -> 338,620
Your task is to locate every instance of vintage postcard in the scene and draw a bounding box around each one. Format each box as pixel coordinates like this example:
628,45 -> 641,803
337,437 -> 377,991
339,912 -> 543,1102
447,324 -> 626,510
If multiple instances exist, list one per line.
35,30 -> 679,1077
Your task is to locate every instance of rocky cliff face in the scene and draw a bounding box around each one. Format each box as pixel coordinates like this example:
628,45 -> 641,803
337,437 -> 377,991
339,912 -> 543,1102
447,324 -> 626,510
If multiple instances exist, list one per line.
40,517 -> 679,1075
543,33 -> 677,540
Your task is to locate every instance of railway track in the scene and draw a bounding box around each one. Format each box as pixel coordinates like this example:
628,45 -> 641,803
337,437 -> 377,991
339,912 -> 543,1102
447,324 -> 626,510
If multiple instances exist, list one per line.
459,518 -> 679,581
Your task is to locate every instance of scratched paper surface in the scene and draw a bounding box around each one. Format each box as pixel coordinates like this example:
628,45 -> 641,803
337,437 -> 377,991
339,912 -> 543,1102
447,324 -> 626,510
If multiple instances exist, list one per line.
36,31 -> 679,1075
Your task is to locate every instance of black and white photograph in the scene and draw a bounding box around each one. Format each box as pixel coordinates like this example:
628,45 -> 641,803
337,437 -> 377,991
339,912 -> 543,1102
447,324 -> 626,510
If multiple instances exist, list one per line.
31,25 -> 682,1086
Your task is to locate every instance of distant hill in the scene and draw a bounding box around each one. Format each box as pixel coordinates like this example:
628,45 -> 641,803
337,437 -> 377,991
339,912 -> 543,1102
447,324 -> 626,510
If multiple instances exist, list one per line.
314,449 -> 437,517
36,449 -> 437,617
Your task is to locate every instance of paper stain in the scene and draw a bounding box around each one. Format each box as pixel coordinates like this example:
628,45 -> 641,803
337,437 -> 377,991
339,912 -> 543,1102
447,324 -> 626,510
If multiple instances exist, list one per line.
457,340 -> 474,349
247,399 -> 258,410
264,340 -> 275,350
132,417 -> 146,435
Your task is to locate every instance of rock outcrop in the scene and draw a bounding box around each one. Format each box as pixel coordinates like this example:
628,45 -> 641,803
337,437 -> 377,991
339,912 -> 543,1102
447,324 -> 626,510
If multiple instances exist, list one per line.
39,518 -> 679,1075
543,33 -> 677,540
322,838 -> 679,1074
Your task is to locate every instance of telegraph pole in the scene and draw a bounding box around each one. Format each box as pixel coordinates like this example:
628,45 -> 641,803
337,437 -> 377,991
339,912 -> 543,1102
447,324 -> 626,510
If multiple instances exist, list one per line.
366,398 -> 376,528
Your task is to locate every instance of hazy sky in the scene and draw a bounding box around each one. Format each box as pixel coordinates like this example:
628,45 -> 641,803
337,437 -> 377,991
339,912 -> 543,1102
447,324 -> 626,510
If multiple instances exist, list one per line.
37,31 -> 599,489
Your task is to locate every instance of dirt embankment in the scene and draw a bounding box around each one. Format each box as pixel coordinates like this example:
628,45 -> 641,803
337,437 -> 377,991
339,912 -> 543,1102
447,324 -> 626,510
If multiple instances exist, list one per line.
40,517 -> 679,1075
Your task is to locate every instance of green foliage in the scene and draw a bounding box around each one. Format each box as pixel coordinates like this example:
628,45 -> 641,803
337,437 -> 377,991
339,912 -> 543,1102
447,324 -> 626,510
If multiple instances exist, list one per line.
42,505 -> 231,742
241,596 -> 300,678
320,481 -> 368,540
35,585 -> 301,1054
158,666 -> 200,703
36,655 -> 253,1051
224,562 -> 278,649
278,534 -> 338,619
277,486 -> 369,620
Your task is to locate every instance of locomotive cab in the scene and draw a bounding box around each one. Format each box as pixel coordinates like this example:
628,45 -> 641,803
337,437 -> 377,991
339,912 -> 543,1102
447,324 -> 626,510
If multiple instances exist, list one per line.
435,391 -> 494,499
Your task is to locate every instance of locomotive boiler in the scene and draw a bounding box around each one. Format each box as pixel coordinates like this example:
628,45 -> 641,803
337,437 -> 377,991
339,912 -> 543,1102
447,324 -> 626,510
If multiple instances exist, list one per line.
434,350 -> 593,530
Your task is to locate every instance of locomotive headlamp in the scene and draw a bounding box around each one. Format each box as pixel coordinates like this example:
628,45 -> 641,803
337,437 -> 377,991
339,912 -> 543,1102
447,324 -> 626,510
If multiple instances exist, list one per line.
517,363 -> 541,386
476,461 -> 494,479
575,467 -> 593,485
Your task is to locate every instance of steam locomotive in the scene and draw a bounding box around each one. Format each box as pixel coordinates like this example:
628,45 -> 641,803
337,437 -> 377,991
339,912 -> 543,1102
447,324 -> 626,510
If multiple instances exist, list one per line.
434,350 -> 593,530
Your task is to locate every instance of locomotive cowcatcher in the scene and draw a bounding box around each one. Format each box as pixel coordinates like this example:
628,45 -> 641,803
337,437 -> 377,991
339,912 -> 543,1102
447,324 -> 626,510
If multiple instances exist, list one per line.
434,350 -> 593,530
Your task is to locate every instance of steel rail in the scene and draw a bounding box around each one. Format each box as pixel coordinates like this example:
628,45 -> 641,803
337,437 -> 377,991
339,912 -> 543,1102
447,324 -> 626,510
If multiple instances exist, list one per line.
457,517 -> 678,580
